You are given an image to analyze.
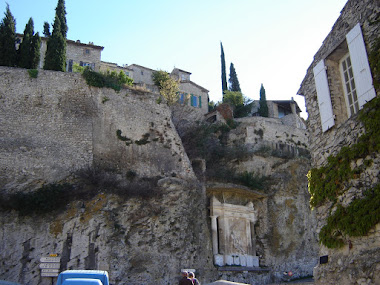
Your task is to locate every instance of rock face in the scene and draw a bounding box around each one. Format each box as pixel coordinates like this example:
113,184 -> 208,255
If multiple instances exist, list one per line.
0,67 -> 318,285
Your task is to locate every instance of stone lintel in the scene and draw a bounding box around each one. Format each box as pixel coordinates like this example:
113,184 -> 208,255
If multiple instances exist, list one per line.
217,266 -> 270,272
206,183 -> 267,199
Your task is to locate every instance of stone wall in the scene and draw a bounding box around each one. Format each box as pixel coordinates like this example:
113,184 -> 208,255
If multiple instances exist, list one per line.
297,0 -> 380,284
0,66 -> 193,189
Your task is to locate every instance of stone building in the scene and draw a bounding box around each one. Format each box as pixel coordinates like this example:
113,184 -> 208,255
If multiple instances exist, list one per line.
172,68 -> 210,115
16,34 -> 104,72
99,63 -> 210,115
297,0 -> 379,284
251,99 -> 301,119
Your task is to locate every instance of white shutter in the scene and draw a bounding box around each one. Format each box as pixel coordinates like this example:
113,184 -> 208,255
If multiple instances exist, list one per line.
346,23 -> 376,109
313,59 -> 335,132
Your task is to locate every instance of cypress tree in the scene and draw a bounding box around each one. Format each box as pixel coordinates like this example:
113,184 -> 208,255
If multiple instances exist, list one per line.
43,22 -> 50,37
30,32 -> 41,69
18,18 -> 34,68
0,4 -> 17,67
220,42 -> 227,93
258,84 -> 269,117
228,62 -> 241,92
43,15 -> 66,71
55,0 -> 67,38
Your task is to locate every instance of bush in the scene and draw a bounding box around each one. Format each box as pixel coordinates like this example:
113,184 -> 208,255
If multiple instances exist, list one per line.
0,183 -> 73,215
27,69 -> 38,78
82,68 -> 133,92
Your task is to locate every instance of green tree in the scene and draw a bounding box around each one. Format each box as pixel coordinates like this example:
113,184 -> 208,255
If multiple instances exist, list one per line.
223,90 -> 244,107
220,42 -> 227,93
152,70 -> 180,105
43,22 -> 50,37
0,4 -> 17,67
223,90 -> 252,118
30,32 -> 41,69
55,0 -> 67,38
152,70 -> 170,89
44,15 -> 66,71
18,18 -> 40,69
229,62 -> 241,92
258,84 -> 269,117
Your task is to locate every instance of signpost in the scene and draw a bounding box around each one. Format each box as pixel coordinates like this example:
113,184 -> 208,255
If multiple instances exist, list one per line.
40,255 -> 60,278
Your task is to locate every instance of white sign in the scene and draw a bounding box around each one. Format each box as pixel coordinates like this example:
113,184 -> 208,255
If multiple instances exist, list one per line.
39,263 -> 60,269
40,257 -> 61,263
41,272 -> 59,277
41,269 -> 59,273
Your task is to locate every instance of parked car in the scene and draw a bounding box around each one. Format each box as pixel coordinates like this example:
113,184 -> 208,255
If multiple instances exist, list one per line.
56,270 -> 109,285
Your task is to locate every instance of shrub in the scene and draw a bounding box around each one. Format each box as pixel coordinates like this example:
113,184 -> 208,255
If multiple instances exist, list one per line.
0,183 -> 73,215
82,68 -> 133,92
27,69 -> 38,78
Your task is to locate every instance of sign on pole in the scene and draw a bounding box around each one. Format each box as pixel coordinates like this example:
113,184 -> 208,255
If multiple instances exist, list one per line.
40,255 -> 60,277
40,257 -> 61,263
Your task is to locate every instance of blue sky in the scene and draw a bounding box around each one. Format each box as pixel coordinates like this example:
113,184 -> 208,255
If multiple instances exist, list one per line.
1,0 -> 348,118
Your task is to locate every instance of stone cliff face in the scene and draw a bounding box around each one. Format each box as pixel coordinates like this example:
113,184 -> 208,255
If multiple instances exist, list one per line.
0,67 -> 318,285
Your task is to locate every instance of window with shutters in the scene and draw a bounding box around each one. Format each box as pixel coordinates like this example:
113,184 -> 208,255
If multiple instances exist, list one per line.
340,53 -> 359,116
313,23 -> 376,132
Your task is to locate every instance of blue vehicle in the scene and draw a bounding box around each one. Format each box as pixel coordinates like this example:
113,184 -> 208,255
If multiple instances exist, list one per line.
56,270 -> 110,285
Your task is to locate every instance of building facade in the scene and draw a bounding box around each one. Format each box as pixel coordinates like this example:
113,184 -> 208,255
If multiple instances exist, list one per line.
297,0 -> 379,284
16,34 -> 104,72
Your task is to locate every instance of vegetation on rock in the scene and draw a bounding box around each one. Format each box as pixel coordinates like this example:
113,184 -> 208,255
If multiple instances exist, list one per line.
308,95 -> 380,248
0,167 -> 162,216
82,68 -> 133,91
152,70 -> 180,106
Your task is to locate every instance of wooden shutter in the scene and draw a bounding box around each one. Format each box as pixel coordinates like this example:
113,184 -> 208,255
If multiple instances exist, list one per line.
346,23 -> 376,109
313,59 -> 335,132
199,96 -> 202,108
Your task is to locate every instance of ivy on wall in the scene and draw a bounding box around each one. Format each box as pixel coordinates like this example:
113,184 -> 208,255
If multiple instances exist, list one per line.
308,94 -> 380,248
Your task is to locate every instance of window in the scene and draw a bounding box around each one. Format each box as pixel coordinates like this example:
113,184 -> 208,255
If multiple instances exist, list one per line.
313,23 -> 376,132
191,94 -> 197,107
340,54 -> 359,116
84,49 -> 90,55
68,59 -> 73,72
79,61 -> 94,70
179,93 -> 185,104
141,71 -> 144,75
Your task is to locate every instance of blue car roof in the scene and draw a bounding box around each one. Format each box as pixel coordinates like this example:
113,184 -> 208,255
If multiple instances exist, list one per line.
56,270 -> 109,285
62,278 -> 103,285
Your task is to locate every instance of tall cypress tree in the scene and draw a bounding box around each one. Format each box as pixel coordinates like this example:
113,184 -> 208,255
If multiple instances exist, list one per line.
258,84 -> 269,117
55,0 -> 67,38
220,42 -> 227,94
18,18 -> 34,68
228,62 -> 241,92
30,32 -> 41,69
43,22 -> 50,38
44,0 -> 67,71
43,15 -> 66,71
0,4 -> 17,67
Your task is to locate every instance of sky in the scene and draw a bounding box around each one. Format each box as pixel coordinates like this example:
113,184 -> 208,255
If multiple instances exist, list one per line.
1,0 -> 348,118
